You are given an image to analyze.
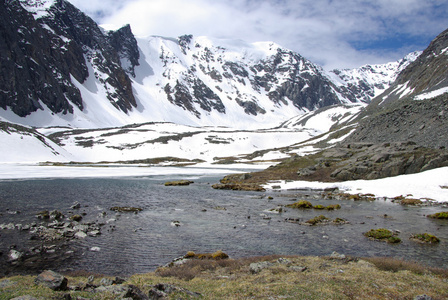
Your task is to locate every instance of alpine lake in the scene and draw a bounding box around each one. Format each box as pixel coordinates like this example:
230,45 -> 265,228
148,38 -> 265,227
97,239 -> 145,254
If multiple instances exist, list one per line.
0,174 -> 447,276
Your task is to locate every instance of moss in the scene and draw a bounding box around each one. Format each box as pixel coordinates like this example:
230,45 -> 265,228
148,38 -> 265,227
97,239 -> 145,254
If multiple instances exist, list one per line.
286,200 -> 313,209
427,212 -> 448,219
400,198 -> 423,205
333,217 -> 348,224
305,215 -> 329,225
326,204 -> 341,210
212,250 -> 229,260
410,233 -> 440,244
387,236 -> 402,244
164,180 -> 194,186
364,228 -> 401,243
184,251 -> 230,260
70,214 -> 83,222
313,205 -> 325,210
184,251 -> 196,258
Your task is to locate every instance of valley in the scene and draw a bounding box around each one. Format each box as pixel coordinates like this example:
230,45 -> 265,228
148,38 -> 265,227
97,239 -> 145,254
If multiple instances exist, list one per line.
1,1 -> 448,298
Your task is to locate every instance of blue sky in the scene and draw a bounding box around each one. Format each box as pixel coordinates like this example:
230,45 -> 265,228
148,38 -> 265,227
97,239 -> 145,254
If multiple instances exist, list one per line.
67,0 -> 448,70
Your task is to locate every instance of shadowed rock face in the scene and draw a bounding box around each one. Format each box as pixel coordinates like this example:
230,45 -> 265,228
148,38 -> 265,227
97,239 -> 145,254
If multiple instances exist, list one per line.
0,0 -> 138,117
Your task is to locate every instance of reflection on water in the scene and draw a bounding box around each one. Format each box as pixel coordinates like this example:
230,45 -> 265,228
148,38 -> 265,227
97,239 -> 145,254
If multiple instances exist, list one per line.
0,176 -> 447,275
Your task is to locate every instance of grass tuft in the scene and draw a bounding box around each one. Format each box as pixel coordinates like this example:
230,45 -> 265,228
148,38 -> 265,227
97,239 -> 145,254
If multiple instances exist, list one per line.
427,212 -> 448,219
364,228 -> 401,243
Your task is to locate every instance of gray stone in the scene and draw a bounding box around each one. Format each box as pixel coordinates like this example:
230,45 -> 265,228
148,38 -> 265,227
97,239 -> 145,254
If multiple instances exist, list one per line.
100,277 -> 114,286
71,202 -> 81,209
249,261 -> 274,274
35,270 -> 68,291
8,249 -> 23,261
75,231 -> 87,239
277,258 -> 292,265
329,251 -> 346,260
87,230 -> 101,237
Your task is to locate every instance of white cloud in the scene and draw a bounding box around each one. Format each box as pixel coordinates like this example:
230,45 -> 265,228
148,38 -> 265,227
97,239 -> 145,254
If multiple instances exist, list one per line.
66,0 -> 448,69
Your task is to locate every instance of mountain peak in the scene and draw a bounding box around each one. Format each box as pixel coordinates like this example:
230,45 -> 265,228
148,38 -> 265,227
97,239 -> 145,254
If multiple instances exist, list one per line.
19,0 -> 56,19
0,0 -> 426,129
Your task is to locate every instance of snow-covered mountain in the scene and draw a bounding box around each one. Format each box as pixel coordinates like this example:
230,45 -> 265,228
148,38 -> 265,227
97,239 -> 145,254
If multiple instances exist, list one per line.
328,51 -> 421,103
0,0 -> 416,130
372,28 -> 448,105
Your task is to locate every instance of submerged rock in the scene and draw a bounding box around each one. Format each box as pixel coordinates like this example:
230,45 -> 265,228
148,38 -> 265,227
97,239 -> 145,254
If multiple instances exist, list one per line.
110,206 -> 143,213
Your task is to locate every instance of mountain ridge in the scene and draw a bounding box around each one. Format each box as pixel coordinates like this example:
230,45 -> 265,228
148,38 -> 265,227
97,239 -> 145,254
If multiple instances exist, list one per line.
0,0 -> 420,129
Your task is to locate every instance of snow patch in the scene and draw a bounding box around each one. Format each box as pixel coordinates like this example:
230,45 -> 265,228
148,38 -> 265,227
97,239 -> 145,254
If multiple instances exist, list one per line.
264,167 -> 448,203
414,87 -> 448,100
19,0 -> 55,19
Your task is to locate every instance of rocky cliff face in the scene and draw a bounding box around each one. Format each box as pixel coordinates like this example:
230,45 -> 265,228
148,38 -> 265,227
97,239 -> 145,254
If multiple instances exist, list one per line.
0,0 -> 137,117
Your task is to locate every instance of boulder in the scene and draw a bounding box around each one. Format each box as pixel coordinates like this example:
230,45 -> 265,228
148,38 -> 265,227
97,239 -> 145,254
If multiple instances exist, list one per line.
8,249 -> 23,261
74,231 -> 87,239
35,270 -> 68,291
249,261 -> 273,274
329,251 -> 346,260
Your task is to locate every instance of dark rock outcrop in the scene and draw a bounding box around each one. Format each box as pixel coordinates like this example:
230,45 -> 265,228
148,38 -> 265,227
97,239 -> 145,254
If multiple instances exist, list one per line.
0,0 -> 137,117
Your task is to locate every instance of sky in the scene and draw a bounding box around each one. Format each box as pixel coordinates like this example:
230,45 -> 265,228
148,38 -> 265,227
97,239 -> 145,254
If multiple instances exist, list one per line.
66,0 -> 448,70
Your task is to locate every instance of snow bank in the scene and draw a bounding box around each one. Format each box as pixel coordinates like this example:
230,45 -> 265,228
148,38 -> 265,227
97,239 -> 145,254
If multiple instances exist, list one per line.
264,167 -> 448,202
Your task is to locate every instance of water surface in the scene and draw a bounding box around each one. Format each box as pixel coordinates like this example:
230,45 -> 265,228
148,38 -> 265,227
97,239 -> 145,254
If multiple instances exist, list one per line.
0,175 -> 447,275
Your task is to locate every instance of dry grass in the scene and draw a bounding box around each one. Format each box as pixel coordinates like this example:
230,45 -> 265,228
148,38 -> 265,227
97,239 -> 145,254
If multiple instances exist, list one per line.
364,256 -> 448,278
1,255 -> 448,299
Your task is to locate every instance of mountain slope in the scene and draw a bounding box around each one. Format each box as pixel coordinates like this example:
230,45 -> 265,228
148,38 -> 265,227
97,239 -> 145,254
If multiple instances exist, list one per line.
328,51 -> 421,103
0,0 -> 416,130
372,28 -> 448,106
0,121 -> 73,163
344,28 -> 448,149
0,0 -> 137,121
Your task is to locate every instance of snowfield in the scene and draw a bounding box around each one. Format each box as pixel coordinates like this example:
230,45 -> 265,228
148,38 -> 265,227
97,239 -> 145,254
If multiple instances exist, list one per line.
264,167 -> 448,203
